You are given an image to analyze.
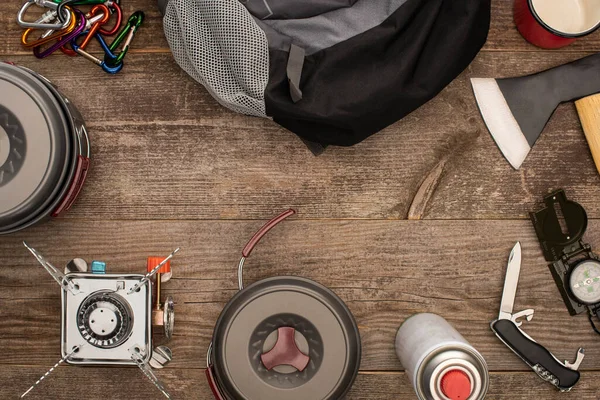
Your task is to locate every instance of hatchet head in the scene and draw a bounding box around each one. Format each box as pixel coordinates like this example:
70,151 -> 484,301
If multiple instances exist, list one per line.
471,53 -> 600,169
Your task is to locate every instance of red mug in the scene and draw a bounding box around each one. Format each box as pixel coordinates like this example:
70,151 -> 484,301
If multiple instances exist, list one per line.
514,0 -> 600,49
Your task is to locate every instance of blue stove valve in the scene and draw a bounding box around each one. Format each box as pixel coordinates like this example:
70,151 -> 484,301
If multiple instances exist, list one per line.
90,261 -> 106,274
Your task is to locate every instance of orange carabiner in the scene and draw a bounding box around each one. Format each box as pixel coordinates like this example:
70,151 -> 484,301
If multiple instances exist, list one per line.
61,4 -> 110,56
21,8 -> 77,48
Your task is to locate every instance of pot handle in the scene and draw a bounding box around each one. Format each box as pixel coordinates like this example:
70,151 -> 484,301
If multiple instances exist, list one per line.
242,209 -> 296,257
238,209 -> 296,290
206,366 -> 225,400
206,342 -> 225,399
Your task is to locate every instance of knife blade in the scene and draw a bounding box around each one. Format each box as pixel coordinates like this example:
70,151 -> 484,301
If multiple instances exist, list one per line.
498,242 -> 521,320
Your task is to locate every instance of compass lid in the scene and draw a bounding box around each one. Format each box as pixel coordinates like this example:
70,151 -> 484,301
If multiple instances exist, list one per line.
530,189 -> 588,261
211,276 -> 361,400
0,63 -> 72,232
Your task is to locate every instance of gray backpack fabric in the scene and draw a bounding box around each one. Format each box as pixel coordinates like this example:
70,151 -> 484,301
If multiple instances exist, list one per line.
160,0 -> 491,150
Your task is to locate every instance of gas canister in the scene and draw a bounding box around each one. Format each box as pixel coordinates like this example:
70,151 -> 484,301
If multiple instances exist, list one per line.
396,313 -> 489,400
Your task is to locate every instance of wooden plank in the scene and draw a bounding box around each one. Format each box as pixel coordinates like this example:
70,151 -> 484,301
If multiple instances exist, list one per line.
3,368 -> 600,400
2,0 -> 599,55
2,220 -> 600,371
1,51 -> 599,220
2,2 -> 600,399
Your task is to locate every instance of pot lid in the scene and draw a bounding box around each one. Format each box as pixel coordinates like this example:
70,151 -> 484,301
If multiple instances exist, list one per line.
212,276 -> 361,400
0,64 -> 72,232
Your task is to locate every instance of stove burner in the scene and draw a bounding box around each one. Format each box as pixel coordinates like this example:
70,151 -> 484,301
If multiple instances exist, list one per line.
77,291 -> 134,349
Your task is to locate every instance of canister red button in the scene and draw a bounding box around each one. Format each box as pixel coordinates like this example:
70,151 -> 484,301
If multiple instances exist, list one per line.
440,370 -> 471,400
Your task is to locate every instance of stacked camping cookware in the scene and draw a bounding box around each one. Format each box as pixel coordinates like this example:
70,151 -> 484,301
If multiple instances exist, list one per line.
0,63 -> 89,235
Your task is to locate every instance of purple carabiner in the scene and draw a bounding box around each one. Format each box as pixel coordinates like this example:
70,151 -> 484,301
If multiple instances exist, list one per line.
33,10 -> 86,59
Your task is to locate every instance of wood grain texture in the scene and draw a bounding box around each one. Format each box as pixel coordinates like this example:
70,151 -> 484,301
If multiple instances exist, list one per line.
2,1 -> 600,399
576,94 -> 600,176
1,51 -> 599,220
1,220 -> 600,374
6,369 -> 600,400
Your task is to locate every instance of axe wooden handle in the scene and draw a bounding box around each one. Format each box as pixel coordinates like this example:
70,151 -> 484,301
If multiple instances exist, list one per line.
576,94 -> 600,175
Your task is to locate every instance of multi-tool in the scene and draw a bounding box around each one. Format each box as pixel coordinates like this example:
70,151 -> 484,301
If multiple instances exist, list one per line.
491,242 -> 585,392
21,242 -> 178,399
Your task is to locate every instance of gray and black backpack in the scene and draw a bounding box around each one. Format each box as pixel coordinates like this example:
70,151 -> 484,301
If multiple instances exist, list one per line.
158,0 -> 491,152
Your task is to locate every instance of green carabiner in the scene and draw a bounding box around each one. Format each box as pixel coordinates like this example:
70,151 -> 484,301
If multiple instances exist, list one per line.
105,11 -> 144,66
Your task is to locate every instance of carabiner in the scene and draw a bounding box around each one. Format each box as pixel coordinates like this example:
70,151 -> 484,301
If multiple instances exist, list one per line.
98,0 -> 122,36
21,8 -> 77,48
55,0 -> 108,23
60,5 -> 109,56
105,11 -> 144,66
51,0 -> 111,4
17,0 -> 71,30
71,32 -> 123,74
33,9 -> 86,58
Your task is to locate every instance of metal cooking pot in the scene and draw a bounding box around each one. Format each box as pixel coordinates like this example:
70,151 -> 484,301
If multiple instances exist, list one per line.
0,63 -> 90,235
206,209 -> 362,400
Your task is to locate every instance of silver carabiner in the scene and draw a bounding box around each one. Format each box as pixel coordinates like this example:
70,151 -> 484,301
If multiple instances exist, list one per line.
17,0 -> 72,30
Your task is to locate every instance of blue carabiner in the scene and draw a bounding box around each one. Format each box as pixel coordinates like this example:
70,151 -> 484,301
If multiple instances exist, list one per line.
70,31 -> 122,74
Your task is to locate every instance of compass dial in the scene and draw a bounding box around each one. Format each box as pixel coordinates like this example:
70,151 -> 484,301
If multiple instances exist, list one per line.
569,260 -> 600,305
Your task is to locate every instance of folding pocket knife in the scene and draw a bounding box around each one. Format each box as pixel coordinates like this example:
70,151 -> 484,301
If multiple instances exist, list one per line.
491,242 -> 585,392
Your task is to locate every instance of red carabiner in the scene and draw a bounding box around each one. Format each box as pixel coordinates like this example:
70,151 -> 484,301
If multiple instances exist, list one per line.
98,0 -> 122,36
61,4 -> 110,56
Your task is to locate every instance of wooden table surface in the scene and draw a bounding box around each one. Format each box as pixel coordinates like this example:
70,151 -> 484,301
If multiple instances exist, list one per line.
2,1 -> 600,399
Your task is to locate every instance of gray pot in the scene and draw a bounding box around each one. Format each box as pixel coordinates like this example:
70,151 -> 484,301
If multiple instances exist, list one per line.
206,210 -> 361,400
0,63 -> 90,235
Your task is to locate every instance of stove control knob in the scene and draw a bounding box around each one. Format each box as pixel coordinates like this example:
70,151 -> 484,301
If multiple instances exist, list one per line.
91,260 -> 106,274
147,256 -> 172,282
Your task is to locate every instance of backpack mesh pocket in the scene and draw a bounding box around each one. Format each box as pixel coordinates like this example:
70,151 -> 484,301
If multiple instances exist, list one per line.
163,0 -> 270,117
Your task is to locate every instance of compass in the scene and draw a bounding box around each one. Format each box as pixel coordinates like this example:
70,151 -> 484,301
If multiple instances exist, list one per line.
569,260 -> 600,305
531,189 -> 600,336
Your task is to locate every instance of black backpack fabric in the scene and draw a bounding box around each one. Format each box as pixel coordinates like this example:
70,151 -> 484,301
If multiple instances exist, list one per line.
160,0 -> 491,150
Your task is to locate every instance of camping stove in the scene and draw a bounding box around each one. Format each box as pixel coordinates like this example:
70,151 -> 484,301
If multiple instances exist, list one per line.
63,273 -> 151,365
21,242 -> 178,399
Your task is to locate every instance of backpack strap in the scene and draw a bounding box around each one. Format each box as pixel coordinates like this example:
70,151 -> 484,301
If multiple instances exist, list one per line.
287,44 -> 305,103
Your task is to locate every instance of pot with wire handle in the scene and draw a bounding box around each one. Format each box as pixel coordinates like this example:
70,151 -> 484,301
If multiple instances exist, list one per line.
206,209 -> 362,400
